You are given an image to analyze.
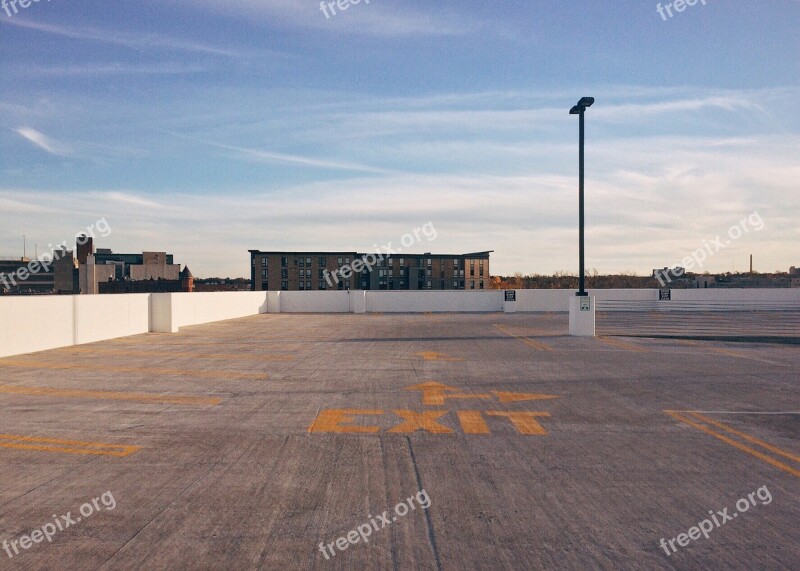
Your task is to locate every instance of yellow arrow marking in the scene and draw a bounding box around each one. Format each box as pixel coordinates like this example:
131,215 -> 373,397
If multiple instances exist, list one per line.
492,391 -> 561,403
405,382 -> 491,406
414,351 -> 463,362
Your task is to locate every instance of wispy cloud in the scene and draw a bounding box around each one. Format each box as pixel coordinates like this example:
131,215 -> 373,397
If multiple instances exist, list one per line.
1,18 -> 250,58
22,62 -> 208,77
15,127 -> 69,156
182,0 -> 478,37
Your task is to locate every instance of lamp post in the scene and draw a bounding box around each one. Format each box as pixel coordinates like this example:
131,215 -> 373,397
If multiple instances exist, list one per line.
569,97 -> 594,297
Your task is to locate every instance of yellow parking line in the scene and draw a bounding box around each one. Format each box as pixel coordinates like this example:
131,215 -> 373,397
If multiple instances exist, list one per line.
493,324 -> 553,351
688,412 -> 800,464
65,348 -> 294,361
597,336 -> 648,353
0,385 -> 221,406
678,339 -> 744,358
0,361 -> 267,380
0,434 -> 140,457
665,411 -> 800,479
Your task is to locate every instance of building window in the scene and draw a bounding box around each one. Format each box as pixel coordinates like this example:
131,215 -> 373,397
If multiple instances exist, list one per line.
453,280 -> 458,288
319,281 -> 326,290
306,269 -> 312,278
261,257 -> 267,265
318,269 -> 326,279
281,257 -> 288,268
479,281 -> 484,289
480,260 -> 485,277
400,258 -> 404,267
318,256 -> 326,266
306,257 -> 312,266
306,281 -> 312,290
427,280 -> 432,289
426,258 -> 432,267
299,258 -> 305,268
261,269 -> 267,278
345,257 -> 350,264
299,281 -> 305,290
281,280 -> 288,290
470,281 -> 475,289
281,269 -> 288,279
338,257 -> 343,265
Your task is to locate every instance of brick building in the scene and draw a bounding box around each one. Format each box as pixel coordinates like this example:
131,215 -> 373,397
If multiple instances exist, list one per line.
249,251 -> 492,292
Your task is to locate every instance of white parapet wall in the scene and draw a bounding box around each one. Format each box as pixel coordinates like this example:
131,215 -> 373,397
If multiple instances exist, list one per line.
1,288 -> 797,358
365,291 -> 504,313
150,292 -> 269,333
278,291 -> 352,313
0,294 -> 151,358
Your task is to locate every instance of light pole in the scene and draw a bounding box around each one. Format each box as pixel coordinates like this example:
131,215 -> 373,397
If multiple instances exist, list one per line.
569,97 -> 594,297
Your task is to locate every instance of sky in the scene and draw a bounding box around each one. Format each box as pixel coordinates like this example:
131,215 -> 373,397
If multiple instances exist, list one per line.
1,0 -> 799,278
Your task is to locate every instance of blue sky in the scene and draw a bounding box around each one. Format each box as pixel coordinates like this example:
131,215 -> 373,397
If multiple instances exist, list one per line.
1,0 -> 798,278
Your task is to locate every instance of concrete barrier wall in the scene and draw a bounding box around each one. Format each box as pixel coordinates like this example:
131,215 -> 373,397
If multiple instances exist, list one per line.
511,289 -> 659,312
74,294 -> 151,345
365,291 -> 504,313
0,296 -> 75,358
151,292 -> 268,333
0,295 -> 151,358
279,291 -> 352,313
1,288 -> 797,358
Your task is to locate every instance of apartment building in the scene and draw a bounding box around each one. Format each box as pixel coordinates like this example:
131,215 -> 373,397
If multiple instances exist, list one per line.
249,250 -> 492,292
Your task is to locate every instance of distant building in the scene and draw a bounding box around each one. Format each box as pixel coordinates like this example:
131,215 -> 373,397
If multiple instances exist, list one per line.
0,257 -> 54,294
249,250 -> 492,291
790,266 -> 798,276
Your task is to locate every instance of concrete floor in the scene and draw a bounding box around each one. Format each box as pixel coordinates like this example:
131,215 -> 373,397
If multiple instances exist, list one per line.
0,313 -> 797,570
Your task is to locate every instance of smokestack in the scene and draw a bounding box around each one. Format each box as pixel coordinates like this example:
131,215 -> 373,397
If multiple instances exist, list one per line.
750,254 -> 753,274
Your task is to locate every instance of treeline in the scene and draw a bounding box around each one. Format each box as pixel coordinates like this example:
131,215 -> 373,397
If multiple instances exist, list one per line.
488,272 -> 692,290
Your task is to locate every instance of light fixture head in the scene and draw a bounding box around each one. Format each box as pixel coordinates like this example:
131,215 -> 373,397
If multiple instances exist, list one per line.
569,106 -> 580,115
578,96 -> 595,108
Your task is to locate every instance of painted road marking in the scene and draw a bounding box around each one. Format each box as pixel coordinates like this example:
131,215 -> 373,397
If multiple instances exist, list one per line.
0,385 -> 222,406
406,382 -> 560,406
676,339 -> 744,358
388,410 -> 453,434
456,411 -> 491,434
0,434 -> 140,457
0,361 -> 268,380
308,409 -> 384,433
66,348 -> 294,361
688,412 -> 800,464
414,351 -> 463,362
486,411 -> 551,435
407,382 -> 491,406
665,410 -> 800,479
308,409 -> 553,435
597,337 -> 649,353
493,324 -> 553,351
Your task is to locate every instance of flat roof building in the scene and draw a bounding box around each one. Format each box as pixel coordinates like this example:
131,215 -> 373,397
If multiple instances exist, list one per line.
249,250 -> 492,292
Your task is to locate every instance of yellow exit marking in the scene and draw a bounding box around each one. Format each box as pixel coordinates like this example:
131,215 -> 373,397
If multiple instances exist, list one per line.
308,409 -> 552,435
0,385 -> 221,406
406,381 -> 559,406
414,351 -> 463,362
0,434 -> 140,457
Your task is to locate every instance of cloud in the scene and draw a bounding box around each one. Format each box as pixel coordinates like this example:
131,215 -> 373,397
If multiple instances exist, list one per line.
0,18 -> 250,58
178,0 -> 478,37
14,127 -> 69,156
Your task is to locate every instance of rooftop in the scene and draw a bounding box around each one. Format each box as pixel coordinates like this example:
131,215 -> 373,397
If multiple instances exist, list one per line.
0,312 -> 797,568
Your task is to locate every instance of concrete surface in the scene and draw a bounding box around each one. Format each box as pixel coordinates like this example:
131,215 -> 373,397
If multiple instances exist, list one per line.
0,313 -> 797,570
